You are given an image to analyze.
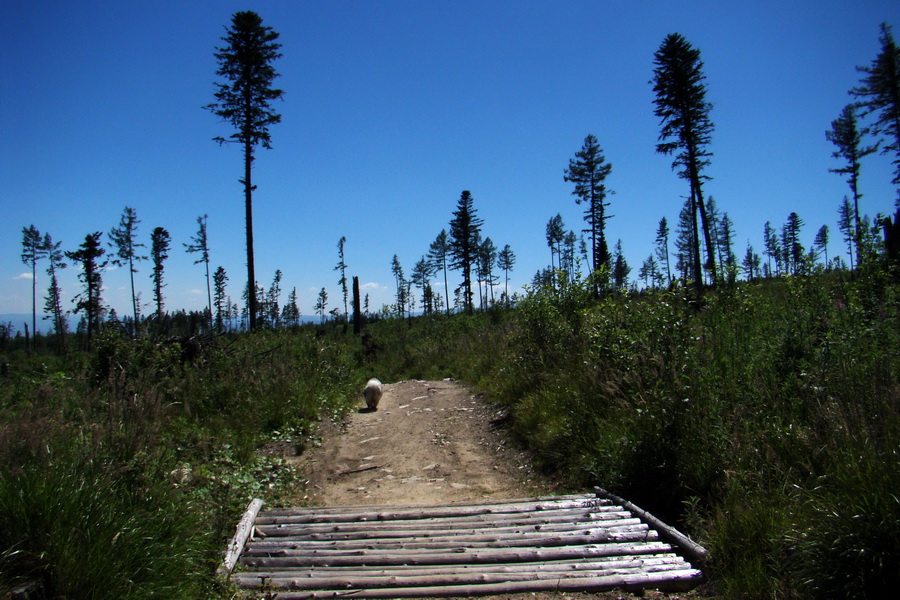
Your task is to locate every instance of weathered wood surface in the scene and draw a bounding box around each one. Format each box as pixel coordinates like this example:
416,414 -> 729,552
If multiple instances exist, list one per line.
217,497 -> 264,578
228,493 -> 705,597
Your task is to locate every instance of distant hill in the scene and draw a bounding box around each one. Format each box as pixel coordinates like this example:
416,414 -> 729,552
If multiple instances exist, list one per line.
0,314 -> 53,335
0,314 -> 323,335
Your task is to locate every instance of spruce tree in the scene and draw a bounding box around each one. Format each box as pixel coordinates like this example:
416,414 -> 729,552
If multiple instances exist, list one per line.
282,287 -> 300,327
763,221 -> 780,276
335,236 -> 349,321
66,233 -> 107,346
42,233 -> 67,352
479,237 -> 498,307
411,257 -> 434,314
652,33 -> 718,285
851,23 -> 900,187
391,254 -> 406,317
827,104 -> 878,263
428,230 -> 451,315
545,213 -> 565,273
314,287 -> 328,324
782,212 -> 805,274
497,244 -> 516,306
655,217 -> 672,285
611,240 -> 631,289
184,215 -> 213,329
150,227 -> 171,319
213,266 -> 229,331
838,196 -> 857,269
207,11 -> 284,329
718,212 -> 736,281
448,191 -> 483,314
674,198 -> 695,282
20,225 -> 47,347
564,134 -> 613,291
814,225 -> 830,266
108,207 -> 146,333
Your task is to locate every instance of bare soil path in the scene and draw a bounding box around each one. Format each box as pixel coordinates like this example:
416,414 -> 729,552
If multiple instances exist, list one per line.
285,379 -> 709,600
293,379 -> 543,507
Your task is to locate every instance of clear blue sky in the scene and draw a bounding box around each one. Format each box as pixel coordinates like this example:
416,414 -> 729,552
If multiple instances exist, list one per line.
2,0 -> 898,323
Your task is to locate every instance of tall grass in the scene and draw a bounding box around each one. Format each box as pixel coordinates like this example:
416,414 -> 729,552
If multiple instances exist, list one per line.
2,262 -> 896,599
0,456 -> 211,599
0,326 -> 361,598
358,264 -> 899,599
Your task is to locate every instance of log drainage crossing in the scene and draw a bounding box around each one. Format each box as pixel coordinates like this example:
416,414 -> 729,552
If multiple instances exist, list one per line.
220,489 -> 706,598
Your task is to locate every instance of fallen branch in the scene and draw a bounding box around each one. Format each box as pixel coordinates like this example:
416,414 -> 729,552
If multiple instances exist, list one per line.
337,465 -> 382,476
218,498 -> 264,579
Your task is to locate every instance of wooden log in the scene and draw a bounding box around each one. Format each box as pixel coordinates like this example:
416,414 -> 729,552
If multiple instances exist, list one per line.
254,512 -> 637,542
260,494 -> 599,517
256,504 -> 623,528
245,524 -> 654,552
234,560 -> 698,591
243,523 -> 658,556
257,498 -> 606,525
241,540 -> 675,569
594,487 -> 708,567
250,513 -> 640,544
245,568 -> 704,598
252,517 -> 643,544
217,498 -> 264,579
242,553 -> 689,578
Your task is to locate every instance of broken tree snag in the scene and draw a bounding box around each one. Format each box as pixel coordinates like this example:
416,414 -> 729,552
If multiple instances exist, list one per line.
353,275 -> 362,335
594,487 -> 708,568
218,497 -> 264,579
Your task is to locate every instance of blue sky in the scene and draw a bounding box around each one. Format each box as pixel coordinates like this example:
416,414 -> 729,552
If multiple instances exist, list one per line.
2,0 -> 898,323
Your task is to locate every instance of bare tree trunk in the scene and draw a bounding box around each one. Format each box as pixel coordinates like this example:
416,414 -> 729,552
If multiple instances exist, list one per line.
244,138 -> 257,330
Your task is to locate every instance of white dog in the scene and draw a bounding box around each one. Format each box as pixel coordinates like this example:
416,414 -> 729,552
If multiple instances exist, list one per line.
363,378 -> 383,411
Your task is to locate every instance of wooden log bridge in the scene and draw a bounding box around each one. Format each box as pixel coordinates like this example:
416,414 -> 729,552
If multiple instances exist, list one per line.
221,489 -> 706,598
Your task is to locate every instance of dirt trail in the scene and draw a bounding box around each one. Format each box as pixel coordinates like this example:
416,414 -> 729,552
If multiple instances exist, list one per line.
294,379 -> 542,507
287,379 -> 706,600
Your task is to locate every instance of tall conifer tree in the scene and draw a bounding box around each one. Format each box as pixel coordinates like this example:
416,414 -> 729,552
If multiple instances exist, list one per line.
42,233 -> 67,352
827,105 -> 878,263
20,225 -> 47,347
655,217 -> 672,285
207,11 -> 284,329
108,207 -> 146,333
652,33 -> 718,285
213,266 -> 229,331
66,233 -> 107,346
428,230 -> 451,315
564,134 -> 613,291
851,23 -> 900,188
497,244 -> 516,306
448,191 -> 483,314
150,227 -> 171,319
335,237 -> 349,321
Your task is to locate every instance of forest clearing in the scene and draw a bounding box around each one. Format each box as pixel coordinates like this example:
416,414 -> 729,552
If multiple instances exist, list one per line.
2,263 -> 897,599
3,7 -> 899,600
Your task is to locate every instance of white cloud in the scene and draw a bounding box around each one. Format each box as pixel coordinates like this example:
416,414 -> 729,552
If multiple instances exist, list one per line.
13,273 -> 33,280
188,289 -> 203,295
360,282 -> 383,291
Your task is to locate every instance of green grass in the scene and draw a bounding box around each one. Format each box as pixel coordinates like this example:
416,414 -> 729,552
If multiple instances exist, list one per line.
1,260 -> 897,599
358,263 -> 899,598
0,326 -> 361,598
